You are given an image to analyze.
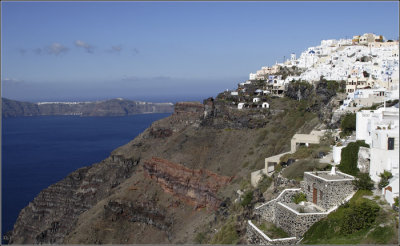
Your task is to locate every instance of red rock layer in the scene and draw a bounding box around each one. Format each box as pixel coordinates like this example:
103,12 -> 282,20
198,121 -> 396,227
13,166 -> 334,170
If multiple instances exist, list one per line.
143,157 -> 232,210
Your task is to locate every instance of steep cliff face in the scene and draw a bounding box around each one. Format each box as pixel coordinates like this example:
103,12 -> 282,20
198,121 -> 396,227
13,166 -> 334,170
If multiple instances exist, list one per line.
2,98 -> 174,117
9,96 -> 321,244
143,157 -> 233,210
9,156 -> 138,244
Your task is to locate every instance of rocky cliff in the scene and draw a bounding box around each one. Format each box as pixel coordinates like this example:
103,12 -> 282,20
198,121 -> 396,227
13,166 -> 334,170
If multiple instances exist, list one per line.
2,98 -> 174,117
144,157 -> 233,210
9,92 -> 334,244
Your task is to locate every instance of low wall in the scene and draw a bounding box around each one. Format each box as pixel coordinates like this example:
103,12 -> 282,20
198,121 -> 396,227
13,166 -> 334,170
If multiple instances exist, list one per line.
246,220 -> 298,245
254,189 -> 300,222
275,202 -> 328,237
253,187 -> 356,239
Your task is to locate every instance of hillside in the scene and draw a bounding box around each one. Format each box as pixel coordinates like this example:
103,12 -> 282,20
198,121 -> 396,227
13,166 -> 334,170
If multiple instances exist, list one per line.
1,98 -> 174,117
8,82 -> 343,244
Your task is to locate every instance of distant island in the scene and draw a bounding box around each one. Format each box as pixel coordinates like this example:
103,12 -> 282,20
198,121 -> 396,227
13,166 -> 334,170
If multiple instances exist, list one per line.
2,98 -> 174,117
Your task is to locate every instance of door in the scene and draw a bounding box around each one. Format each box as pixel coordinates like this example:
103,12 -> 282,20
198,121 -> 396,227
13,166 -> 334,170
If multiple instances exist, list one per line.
313,188 -> 317,204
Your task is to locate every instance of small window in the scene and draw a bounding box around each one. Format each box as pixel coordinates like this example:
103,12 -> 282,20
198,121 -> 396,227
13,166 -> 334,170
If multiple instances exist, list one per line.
308,185 -> 310,192
320,190 -> 323,200
388,137 -> 395,150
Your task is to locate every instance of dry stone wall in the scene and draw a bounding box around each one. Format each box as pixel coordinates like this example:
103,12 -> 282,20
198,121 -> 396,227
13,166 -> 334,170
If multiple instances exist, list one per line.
275,203 -> 327,237
246,221 -> 298,245
254,189 -> 300,222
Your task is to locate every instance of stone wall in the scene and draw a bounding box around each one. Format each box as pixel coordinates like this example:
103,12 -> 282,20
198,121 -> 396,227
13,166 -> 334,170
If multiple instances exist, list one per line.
302,172 -> 355,210
357,146 -> 370,173
246,221 -> 298,245
254,189 -> 300,223
275,203 -> 327,237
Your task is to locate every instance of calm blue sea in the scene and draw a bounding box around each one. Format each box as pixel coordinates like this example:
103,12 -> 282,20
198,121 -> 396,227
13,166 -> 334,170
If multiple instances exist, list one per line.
1,113 -> 170,239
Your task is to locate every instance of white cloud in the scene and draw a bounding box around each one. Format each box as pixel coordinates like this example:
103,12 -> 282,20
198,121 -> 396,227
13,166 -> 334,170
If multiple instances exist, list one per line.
109,45 -> 122,53
45,43 -> 69,56
75,40 -> 94,53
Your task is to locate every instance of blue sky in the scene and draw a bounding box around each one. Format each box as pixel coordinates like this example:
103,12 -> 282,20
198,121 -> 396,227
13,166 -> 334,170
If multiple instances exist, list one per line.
1,1 -> 399,102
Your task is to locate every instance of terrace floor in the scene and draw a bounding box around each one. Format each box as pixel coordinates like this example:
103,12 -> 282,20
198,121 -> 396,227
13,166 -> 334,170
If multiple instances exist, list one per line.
284,201 -> 325,213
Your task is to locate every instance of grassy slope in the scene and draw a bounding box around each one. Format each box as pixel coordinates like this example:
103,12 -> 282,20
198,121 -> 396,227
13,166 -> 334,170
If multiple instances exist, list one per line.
302,190 -> 399,244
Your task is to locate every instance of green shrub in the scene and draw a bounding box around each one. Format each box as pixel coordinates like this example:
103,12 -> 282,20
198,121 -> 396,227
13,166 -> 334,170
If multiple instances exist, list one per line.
340,199 -> 380,234
258,175 -> 272,193
241,191 -> 253,207
353,173 -> 374,191
194,232 -> 206,244
274,163 -> 282,173
338,141 -> 369,176
292,192 -> 307,204
302,190 -> 380,244
340,113 -> 356,137
378,170 -> 393,189
394,197 -> 399,207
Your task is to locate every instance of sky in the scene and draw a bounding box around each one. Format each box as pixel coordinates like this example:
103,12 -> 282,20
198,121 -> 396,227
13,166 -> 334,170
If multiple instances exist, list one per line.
1,1 -> 399,102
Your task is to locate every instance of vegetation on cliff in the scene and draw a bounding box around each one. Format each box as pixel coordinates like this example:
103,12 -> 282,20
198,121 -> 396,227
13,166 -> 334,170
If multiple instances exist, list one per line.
302,190 -> 398,244
338,140 -> 369,176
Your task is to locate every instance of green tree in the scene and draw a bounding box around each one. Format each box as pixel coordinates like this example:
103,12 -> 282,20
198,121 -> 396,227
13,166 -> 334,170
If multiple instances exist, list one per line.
338,140 -> 369,176
353,173 -> 374,190
340,113 -> 356,137
240,191 -> 253,207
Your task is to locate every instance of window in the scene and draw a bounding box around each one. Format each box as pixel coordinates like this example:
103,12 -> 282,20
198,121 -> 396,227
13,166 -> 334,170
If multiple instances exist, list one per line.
388,137 -> 395,150
320,190 -> 323,200
308,185 -> 310,192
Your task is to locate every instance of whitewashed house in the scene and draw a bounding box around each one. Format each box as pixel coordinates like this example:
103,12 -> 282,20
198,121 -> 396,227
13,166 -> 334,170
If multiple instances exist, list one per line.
238,103 -> 245,110
253,97 -> 261,103
369,123 -> 399,182
262,102 -> 269,108
355,105 -> 399,183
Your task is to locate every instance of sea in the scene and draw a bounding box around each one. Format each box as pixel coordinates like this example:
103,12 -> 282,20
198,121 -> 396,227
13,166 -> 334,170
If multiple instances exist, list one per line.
1,113 -> 171,240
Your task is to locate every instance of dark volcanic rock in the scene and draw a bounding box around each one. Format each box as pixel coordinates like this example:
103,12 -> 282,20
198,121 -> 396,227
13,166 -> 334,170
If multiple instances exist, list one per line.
104,199 -> 173,232
9,155 -> 138,244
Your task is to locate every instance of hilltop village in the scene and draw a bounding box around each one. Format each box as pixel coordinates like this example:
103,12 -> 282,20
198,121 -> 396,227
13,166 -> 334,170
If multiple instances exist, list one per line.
218,33 -> 399,244
218,33 -> 398,111
6,33 -> 399,245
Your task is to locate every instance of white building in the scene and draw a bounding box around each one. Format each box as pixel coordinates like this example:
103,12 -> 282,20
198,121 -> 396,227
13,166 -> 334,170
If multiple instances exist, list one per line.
253,97 -> 261,103
356,106 -> 399,145
238,103 -> 245,110
369,124 -> 399,182
262,102 -> 270,108
383,175 -> 399,206
356,105 -> 399,182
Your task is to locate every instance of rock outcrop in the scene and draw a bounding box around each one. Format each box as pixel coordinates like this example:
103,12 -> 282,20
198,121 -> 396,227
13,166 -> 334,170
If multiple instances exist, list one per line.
143,157 -> 233,210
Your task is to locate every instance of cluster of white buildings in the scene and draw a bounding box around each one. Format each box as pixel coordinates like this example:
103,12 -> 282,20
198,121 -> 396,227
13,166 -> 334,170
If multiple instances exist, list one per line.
248,33 -> 398,86
241,34 -> 399,113
333,104 -> 399,206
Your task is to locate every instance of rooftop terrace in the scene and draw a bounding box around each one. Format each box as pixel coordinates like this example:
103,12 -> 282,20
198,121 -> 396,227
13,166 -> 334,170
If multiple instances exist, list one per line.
305,171 -> 355,181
